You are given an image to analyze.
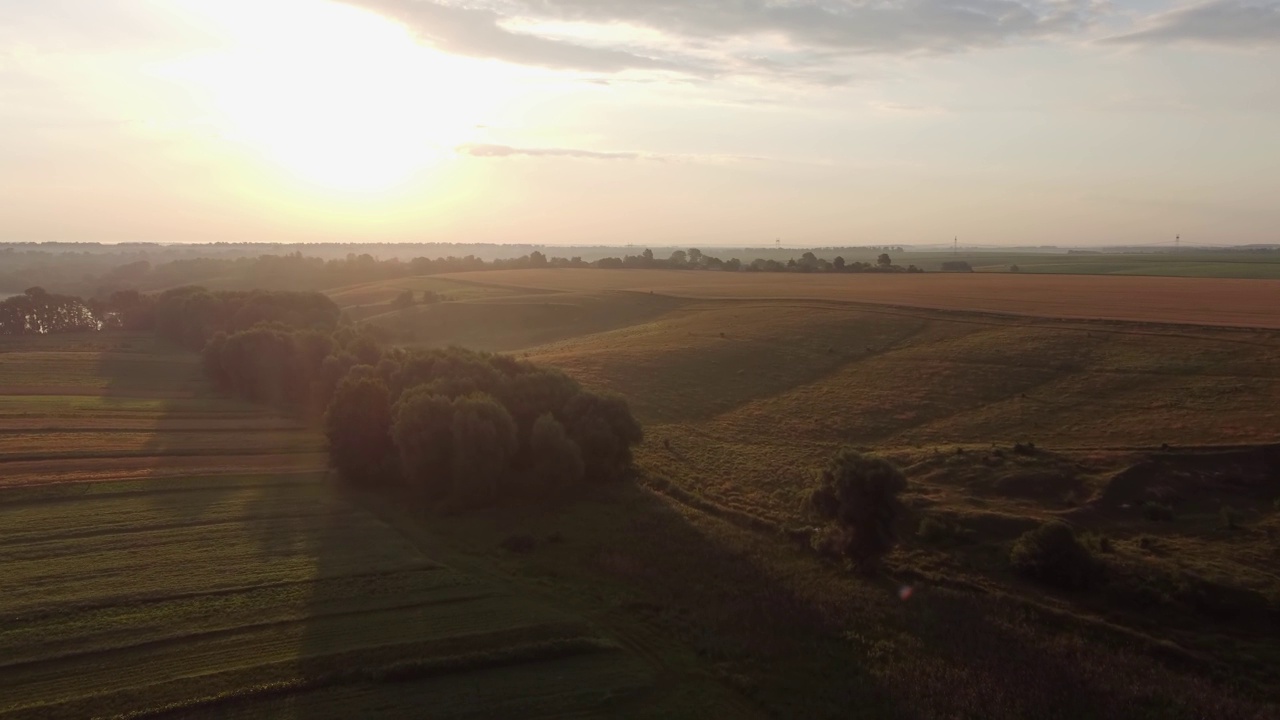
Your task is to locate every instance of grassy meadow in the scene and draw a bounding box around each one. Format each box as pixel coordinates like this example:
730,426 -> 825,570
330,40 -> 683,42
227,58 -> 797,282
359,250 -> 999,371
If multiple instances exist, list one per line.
0,333 -> 751,719
338,270 -> 1280,717
4,268 -> 1280,718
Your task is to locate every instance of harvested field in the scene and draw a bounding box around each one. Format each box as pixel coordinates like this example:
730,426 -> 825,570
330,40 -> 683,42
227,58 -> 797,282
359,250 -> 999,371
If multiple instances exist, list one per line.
441,269 -> 1280,329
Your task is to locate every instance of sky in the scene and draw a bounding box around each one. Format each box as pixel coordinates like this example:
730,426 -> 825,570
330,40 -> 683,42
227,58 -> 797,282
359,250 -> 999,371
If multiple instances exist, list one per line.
1,0 -> 1277,247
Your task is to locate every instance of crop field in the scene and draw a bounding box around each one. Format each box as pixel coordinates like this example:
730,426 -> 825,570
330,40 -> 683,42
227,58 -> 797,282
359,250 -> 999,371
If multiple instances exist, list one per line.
368,271 -> 1280,716
327,276 -> 541,309
902,251 -> 1280,279
440,268 -> 1280,328
0,334 -> 326,485
5,269 -> 1278,718
0,333 -> 744,718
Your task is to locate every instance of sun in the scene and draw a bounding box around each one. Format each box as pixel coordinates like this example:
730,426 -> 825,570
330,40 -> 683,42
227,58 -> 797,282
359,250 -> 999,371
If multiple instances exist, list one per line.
162,0 -> 498,194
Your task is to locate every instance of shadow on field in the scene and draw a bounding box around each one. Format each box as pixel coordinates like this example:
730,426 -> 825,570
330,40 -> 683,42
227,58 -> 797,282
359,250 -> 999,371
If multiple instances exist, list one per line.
481,476 -> 1280,720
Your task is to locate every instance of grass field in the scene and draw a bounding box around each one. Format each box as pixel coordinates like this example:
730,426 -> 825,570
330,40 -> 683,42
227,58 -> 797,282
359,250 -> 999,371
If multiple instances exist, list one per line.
903,251 -> 1280,279
5,270 -> 1280,718
0,333 -> 753,719
439,268 -> 1280,328
350,269 -> 1280,717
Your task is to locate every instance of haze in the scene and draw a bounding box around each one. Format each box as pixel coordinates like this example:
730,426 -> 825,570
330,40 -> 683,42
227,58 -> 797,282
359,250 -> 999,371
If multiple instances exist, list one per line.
2,0 -> 1277,246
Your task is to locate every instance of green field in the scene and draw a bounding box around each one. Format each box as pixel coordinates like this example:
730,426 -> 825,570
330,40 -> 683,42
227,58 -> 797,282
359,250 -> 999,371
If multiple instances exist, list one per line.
352,273 -> 1280,717
904,250 -> 1280,278
5,280 -> 1280,718
0,333 -> 752,718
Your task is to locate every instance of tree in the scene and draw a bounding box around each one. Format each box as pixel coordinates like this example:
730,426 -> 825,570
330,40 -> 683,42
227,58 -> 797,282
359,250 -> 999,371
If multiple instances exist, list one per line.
668,250 -> 688,266
324,376 -> 396,486
641,248 -> 654,265
833,256 -> 846,271
806,448 -> 907,572
562,392 -> 643,482
687,248 -> 703,266
724,258 -> 742,272
529,250 -> 548,267
392,389 -> 457,502
392,290 -> 415,309
529,413 -> 584,493
876,253 -> 892,268
450,394 -> 518,508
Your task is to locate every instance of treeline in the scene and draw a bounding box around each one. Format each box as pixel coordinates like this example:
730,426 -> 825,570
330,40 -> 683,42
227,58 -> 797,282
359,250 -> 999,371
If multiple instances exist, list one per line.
4,246 -> 926,301
0,287 -> 108,335
591,248 -> 922,273
153,289 -> 646,510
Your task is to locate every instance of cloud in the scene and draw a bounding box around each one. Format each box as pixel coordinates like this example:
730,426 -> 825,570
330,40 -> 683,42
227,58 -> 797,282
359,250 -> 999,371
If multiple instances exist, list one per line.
343,0 -> 696,73
507,0 -> 1100,54
1105,0 -> 1280,47
343,0 -> 1105,84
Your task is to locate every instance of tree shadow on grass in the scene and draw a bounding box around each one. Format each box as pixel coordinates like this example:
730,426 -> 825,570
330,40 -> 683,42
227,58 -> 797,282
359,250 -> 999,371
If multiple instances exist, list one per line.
455,479 -> 1279,720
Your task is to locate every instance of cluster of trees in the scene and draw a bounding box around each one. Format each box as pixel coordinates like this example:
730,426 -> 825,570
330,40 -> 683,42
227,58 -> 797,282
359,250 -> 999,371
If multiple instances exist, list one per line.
594,248 -> 922,274
111,287 -> 343,349
0,287 -> 107,335
327,349 -> 641,510
158,289 -> 643,511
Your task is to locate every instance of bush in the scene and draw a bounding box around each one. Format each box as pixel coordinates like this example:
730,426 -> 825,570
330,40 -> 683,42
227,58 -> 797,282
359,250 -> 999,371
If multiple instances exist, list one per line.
391,290 -> 415,309
1143,501 -> 1174,522
1081,532 -> 1113,554
1220,505 -> 1239,531
917,517 -> 975,546
806,448 -> 907,572
1010,521 -> 1097,590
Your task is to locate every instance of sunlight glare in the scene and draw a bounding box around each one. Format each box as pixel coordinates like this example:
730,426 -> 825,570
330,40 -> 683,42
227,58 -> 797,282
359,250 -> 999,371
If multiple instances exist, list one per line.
163,0 -> 502,194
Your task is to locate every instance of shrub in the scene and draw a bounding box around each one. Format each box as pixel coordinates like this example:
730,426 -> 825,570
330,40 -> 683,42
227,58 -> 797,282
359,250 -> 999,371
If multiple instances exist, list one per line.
391,290 -> 415,309
1220,505 -> 1239,531
917,517 -> 975,546
1081,532 -> 1113,554
1010,521 -> 1097,590
806,448 -> 907,572
1142,501 -> 1174,522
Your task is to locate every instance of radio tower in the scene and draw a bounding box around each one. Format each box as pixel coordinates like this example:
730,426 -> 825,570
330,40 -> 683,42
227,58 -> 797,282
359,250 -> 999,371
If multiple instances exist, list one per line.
953,236 -> 958,255
1175,234 -> 1180,252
